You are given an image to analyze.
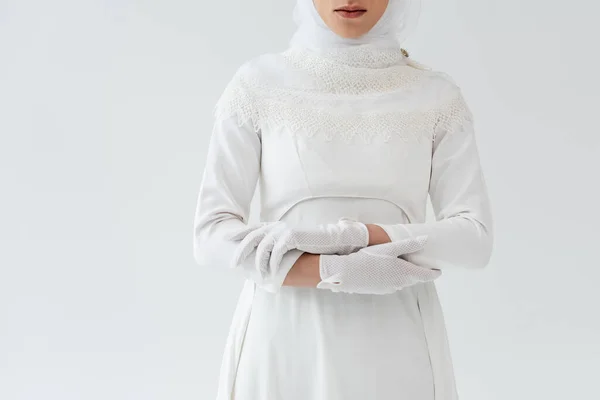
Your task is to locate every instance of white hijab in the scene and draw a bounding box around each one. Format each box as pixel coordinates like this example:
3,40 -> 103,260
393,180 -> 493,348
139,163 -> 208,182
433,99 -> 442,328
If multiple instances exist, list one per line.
290,0 -> 421,51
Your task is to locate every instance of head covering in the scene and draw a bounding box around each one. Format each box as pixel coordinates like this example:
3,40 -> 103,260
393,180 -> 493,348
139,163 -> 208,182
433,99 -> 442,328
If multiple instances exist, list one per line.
290,0 -> 421,51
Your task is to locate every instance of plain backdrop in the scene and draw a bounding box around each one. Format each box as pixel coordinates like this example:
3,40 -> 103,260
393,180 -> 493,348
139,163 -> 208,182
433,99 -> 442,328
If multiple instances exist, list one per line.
1,0 -> 599,399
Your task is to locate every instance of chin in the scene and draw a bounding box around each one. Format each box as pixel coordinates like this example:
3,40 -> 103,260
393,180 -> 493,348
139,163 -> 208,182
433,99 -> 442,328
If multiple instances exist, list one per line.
334,27 -> 368,39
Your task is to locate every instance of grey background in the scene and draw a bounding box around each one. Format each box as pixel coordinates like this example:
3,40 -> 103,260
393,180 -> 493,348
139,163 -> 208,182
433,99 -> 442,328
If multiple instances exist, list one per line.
1,0 -> 598,399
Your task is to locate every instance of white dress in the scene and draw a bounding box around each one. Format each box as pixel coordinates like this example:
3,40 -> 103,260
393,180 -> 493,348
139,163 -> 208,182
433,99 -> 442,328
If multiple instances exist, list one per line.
193,44 -> 493,400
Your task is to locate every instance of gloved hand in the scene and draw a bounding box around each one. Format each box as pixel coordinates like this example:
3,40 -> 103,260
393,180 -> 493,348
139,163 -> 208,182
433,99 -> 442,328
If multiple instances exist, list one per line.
225,221 -> 281,272
230,217 -> 369,277
316,235 -> 441,295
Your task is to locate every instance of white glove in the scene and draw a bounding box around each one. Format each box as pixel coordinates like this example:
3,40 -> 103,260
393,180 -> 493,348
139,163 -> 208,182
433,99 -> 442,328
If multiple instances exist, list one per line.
225,221 -> 281,272
231,217 -> 369,277
317,235 -> 441,295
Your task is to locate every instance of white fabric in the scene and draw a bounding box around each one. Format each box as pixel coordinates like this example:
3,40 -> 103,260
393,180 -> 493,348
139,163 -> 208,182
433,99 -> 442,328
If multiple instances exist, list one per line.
374,112 -> 495,271
192,116 -> 305,293
317,235 -> 442,294
226,221 -> 288,280
231,216 -> 369,277
193,0 -> 494,399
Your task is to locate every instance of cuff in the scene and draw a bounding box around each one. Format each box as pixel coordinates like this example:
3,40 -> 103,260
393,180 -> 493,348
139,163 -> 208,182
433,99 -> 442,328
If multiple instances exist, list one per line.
375,223 -> 414,243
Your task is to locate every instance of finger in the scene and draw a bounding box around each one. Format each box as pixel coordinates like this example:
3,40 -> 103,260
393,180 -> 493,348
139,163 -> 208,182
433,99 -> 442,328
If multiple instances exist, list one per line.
363,236 -> 425,257
393,235 -> 429,255
251,221 -> 288,269
269,231 -> 294,273
232,227 -> 269,266
362,241 -> 403,257
396,259 -> 442,281
370,235 -> 428,257
401,235 -> 429,254
255,230 -> 278,275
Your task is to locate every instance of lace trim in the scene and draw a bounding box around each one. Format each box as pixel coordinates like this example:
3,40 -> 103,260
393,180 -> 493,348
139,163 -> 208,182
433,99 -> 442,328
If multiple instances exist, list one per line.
281,47 -> 425,95
433,94 -> 473,142
215,79 -> 471,144
213,48 -> 472,144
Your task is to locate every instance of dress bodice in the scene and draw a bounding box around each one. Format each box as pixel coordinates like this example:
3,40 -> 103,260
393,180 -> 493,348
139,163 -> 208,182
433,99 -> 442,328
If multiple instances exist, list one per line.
258,123 -> 432,223
214,50 -> 469,224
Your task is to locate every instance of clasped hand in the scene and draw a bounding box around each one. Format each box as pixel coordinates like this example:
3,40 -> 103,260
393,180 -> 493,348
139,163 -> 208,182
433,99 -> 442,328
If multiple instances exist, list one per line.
227,217 -> 440,294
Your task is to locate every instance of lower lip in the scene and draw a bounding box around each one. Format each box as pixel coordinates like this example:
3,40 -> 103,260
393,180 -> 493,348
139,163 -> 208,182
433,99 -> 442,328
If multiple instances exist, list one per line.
335,10 -> 367,19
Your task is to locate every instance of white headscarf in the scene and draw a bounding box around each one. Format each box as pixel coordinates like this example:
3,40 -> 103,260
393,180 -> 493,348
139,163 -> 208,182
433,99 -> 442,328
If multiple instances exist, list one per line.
290,0 -> 421,51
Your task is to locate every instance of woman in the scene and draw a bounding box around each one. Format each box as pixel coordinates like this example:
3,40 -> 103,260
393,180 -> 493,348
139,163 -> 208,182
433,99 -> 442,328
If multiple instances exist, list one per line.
193,0 -> 494,399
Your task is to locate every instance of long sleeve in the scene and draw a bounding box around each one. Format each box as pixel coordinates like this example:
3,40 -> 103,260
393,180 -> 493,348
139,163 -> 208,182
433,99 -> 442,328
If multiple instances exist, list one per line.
375,92 -> 494,271
192,115 -> 304,293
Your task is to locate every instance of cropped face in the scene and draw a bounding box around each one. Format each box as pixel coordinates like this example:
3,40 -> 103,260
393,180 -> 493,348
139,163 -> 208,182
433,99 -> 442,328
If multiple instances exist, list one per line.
312,0 -> 390,39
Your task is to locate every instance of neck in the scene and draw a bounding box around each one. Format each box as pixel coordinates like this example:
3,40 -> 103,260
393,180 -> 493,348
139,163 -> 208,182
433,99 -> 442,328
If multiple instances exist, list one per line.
289,25 -> 401,53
